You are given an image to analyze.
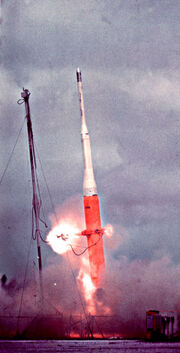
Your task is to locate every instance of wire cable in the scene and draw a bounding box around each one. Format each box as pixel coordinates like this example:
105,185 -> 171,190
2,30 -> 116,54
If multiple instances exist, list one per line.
56,231 -> 102,257
35,143 -> 59,224
0,118 -> 25,187
16,231 -> 33,336
40,233 -> 49,243
68,234 -> 102,256
34,159 -> 48,228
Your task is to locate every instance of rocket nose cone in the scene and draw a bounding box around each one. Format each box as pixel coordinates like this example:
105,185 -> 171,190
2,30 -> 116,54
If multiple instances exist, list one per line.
76,68 -> 82,82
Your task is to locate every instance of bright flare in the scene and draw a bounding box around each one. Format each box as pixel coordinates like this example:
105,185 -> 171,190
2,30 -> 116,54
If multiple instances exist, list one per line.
47,219 -> 80,255
78,256 -> 96,314
80,273 -> 96,301
104,224 -> 114,238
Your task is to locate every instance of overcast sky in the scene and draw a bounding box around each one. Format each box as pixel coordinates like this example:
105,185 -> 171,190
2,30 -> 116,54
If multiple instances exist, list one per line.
0,0 -> 180,320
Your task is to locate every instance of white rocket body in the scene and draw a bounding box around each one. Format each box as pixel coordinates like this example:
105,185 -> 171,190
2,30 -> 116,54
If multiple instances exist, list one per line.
76,68 -> 97,197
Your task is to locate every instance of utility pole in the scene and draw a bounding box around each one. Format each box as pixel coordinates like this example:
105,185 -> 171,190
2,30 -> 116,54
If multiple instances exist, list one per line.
18,88 -> 43,301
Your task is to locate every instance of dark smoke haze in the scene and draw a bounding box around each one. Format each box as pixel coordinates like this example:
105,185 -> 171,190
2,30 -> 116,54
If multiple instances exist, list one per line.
0,0 -> 180,338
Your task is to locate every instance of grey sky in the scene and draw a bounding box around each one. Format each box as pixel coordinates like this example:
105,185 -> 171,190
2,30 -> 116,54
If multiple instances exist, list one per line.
0,0 -> 180,324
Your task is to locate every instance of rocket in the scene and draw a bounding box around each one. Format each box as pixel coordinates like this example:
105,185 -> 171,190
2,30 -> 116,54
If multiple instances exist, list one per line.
76,68 -> 105,287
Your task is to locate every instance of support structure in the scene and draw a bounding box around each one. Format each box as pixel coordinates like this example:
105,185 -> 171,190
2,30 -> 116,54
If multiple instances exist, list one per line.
18,89 -> 43,299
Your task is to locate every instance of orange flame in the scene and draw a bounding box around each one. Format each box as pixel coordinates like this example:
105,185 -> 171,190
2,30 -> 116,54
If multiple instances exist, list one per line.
78,256 -> 96,314
47,211 -> 113,315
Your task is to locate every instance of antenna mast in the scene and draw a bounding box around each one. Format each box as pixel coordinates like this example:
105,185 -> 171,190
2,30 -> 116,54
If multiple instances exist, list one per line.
18,89 -> 43,277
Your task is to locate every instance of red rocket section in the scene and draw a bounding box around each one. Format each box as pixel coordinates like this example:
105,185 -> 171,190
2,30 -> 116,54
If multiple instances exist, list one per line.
83,195 -> 105,287
76,68 -> 105,287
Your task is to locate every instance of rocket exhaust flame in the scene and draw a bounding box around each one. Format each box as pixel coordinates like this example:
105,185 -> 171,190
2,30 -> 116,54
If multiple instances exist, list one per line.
77,256 -> 97,314
46,208 -> 113,316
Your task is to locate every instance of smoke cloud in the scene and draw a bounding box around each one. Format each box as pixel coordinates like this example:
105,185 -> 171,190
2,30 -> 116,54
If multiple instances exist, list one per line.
0,0 -> 180,338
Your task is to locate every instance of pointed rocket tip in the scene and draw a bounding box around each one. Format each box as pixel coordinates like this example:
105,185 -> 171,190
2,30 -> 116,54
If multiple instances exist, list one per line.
76,68 -> 82,82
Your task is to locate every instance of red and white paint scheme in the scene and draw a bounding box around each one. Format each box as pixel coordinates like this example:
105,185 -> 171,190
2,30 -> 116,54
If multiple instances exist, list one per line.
76,68 -> 105,287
